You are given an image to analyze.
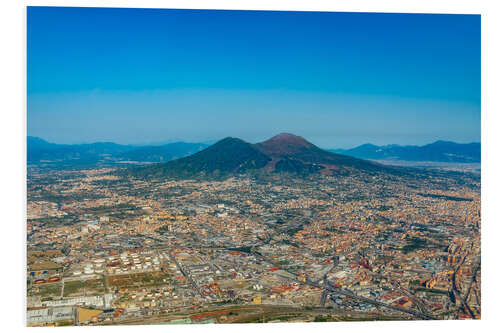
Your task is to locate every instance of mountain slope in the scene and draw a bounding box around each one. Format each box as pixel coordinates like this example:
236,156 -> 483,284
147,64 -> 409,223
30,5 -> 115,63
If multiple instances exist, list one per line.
126,133 -> 386,179
27,136 -> 131,163
331,141 -> 480,163
117,142 -> 208,162
256,133 -> 383,174
127,137 -> 271,179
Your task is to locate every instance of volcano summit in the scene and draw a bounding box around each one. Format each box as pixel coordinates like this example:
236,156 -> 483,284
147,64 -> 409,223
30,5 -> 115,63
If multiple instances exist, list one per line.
125,133 -> 387,179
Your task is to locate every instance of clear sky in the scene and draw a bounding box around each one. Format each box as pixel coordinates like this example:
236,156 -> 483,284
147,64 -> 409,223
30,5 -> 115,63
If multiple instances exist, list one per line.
27,7 -> 480,148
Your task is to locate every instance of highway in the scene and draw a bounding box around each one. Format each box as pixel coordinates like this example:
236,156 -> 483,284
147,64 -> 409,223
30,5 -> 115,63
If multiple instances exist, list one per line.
369,270 -> 431,316
166,250 -> 204,298
320,290 -> 328,307
143,231 -> 436,319
463,262 -> 480,306
319,274 -> 436,320
451,251 -> 478,319
250,248 -> 436,320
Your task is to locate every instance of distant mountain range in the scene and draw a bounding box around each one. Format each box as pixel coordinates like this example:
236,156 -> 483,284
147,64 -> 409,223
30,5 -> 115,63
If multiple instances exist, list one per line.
125,133 -> 386,179
28,136 -> 480,174
27,136 -> 208,165
330,141 -> 480,163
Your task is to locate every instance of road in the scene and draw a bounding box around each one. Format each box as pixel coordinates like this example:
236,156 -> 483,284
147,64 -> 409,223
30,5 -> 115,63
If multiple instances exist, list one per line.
167,250 -> 204,298
250,248 -> 436,320
463,262 -> 480,305
143,231 -> 436,319
370,270 -> 431,316
320,290 -> 328,307
320,275 -> 436,320
451,251 -> 476,319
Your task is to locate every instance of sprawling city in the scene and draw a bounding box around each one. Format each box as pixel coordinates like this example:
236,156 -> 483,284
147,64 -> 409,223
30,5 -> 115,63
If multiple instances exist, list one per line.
26,134 -> 481,326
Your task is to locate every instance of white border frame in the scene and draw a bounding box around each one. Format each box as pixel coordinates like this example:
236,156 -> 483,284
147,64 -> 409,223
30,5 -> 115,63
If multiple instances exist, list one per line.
1,0 -> 498,332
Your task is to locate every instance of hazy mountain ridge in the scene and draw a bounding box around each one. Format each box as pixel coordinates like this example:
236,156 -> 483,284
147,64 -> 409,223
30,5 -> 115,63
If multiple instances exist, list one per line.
330,140 -> 480,163
27,136 -> 208,164
117,142 -> 209,162
28,136 -> 480,174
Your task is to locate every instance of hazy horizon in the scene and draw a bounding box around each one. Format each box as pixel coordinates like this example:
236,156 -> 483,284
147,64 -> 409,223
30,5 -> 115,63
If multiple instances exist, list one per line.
28,132 -> 481,150
28,8 -> 480,149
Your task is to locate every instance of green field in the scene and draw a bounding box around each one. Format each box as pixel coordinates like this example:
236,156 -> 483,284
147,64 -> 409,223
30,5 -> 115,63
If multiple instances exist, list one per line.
63,278 -> 105,297
28,283 -> 62,299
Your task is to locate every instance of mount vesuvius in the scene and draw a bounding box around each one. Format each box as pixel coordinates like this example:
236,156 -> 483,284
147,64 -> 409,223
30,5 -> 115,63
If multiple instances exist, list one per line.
123,133 -> 389,180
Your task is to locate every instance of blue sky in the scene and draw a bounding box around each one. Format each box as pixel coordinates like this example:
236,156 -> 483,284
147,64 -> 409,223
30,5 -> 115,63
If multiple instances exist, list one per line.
27,7 -> 480,148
